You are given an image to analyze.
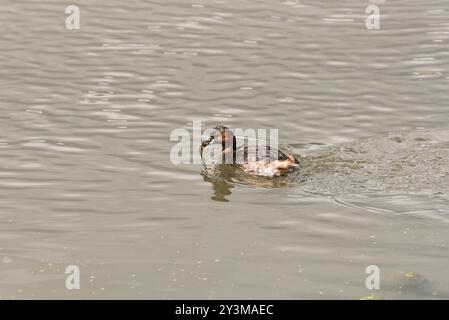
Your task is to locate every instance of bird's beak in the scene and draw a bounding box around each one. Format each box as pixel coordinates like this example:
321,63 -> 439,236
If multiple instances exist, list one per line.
201,136 -> 214,152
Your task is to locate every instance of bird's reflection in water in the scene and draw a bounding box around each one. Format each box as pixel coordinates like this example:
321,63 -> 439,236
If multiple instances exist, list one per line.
201,165 -> 236,202
201,165 -> 303,202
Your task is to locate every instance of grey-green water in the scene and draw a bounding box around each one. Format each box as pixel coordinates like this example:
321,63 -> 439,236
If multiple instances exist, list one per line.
0,0 -> 448,299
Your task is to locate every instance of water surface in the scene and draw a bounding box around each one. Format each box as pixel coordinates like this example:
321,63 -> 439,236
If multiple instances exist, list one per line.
1,0 -> 449,299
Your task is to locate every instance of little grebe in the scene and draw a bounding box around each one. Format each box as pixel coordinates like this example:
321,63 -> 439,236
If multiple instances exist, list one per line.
201,126 -> 299,177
